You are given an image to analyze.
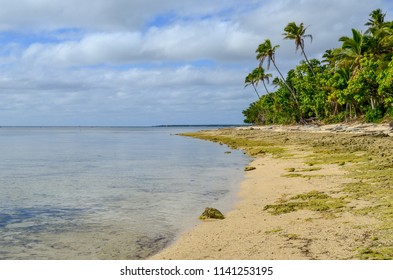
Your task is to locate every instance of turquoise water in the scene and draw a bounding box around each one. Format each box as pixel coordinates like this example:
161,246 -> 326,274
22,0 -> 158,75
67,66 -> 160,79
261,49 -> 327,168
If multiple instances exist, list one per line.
0,127 -> 249,259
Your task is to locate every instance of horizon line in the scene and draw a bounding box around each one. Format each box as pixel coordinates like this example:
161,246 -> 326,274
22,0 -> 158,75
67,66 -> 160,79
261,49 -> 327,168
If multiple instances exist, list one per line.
0,124 -> 248,128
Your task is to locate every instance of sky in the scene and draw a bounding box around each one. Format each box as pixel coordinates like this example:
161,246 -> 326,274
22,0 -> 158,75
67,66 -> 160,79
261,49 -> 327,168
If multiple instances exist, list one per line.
0,0 -> 392,126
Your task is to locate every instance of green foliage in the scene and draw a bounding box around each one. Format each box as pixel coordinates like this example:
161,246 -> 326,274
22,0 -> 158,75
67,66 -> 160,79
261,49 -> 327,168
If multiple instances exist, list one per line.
377,57 -> 393,107
289,60 -> 328,119
242,99 -> 263,124
365,108 -> 384,122
387,107 -> 393,118
324,112 -> 346,124
243,8 -> 393,124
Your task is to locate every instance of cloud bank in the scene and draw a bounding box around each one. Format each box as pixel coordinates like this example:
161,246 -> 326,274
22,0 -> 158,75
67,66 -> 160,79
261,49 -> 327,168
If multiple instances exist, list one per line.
0,0 -> 390,125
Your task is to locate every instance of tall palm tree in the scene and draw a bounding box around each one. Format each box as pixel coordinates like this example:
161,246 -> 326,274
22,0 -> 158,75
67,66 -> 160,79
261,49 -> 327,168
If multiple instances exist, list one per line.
380,22 -> 393,61
256,39 -> 298,104
366,9 -> 386,35
283,22 -> 315,75
365,9 -> 393,61
365,9 -> 388,56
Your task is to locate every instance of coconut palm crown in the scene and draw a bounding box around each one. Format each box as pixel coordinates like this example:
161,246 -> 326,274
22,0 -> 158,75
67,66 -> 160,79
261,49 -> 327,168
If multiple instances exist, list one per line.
283,22 -> 315,75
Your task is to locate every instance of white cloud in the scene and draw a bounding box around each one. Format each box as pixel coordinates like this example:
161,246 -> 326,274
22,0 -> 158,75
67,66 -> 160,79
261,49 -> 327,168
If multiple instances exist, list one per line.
21,32 -> 143,65
0,0 -> 164,31
19,20 -> 259,67
0,0 -> 392,125
0,0 -> 253,31
0,63 -> 252,125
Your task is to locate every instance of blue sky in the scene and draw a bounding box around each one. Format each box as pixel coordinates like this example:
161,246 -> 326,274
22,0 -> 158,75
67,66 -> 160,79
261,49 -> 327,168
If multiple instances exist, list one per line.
0,0 -> 392,126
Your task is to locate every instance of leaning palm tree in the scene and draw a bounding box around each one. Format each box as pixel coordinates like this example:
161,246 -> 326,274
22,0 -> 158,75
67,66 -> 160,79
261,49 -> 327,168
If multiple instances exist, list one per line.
245,67 -> 273,99
244,70 -> 261,99
283,22 -> 315,76
256,39 -> 298,105
254,67 -> 272,95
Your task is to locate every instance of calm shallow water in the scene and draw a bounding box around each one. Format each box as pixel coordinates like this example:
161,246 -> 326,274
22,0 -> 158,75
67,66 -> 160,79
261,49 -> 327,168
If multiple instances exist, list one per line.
0,127 -> 249,259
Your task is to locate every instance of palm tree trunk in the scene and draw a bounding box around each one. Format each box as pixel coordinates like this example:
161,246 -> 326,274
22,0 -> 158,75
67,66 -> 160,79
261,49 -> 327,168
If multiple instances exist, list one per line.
300,46 -> 316,76
261,80 -> 270,94
252,84 -> 260,99
272,59 -> 298,105
272,59 -> 305,123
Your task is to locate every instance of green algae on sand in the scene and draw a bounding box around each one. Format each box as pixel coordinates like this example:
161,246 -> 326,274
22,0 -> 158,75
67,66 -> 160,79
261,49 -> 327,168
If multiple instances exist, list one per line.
180,127 -> 393,259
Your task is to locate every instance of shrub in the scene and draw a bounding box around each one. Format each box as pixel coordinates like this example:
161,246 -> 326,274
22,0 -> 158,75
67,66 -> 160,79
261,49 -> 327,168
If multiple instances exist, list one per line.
365,108 -> 384,123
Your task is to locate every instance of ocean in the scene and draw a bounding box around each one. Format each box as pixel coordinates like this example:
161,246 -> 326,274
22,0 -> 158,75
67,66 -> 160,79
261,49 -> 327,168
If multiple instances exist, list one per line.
0,126 -> 249,259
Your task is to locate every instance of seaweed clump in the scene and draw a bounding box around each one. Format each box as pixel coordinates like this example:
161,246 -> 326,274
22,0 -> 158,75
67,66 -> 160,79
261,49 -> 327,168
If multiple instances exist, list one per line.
199,207 -> 225,220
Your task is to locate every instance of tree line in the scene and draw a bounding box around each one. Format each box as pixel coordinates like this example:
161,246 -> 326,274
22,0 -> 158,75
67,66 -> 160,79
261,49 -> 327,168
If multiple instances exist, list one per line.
243,9 -> 393,124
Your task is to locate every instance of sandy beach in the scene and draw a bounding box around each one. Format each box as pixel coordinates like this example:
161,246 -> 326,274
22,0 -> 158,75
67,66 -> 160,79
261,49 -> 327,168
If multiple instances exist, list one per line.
151,123 -> 393,260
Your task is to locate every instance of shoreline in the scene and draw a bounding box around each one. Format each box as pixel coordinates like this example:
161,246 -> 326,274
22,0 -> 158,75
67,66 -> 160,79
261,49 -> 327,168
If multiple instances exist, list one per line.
150,124 -> 393,260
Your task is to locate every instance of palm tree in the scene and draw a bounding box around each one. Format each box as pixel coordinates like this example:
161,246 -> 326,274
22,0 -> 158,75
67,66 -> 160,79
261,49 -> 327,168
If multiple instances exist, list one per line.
364,9 -> 393,60
381,22 -> 393,60
365,9 -> 388,56
322,49 -> 338,67
322,48 -> 349,69
366,9 -> 386,35
245,67 -> 273,99
255,67 -> 272,95
283,22 -> 315,75
338,29 -> 368,73
256,39 -> 298,104
244,70 -> 261,99
255,39 -> 279,70
272,77 -> 282,88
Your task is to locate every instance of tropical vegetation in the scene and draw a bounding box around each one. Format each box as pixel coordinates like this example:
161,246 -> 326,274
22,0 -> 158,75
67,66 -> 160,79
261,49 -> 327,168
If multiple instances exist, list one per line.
243,9 -> 393,124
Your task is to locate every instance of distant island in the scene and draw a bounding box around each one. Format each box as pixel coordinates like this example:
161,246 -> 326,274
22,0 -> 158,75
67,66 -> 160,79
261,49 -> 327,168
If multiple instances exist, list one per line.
153,124 -> 248,128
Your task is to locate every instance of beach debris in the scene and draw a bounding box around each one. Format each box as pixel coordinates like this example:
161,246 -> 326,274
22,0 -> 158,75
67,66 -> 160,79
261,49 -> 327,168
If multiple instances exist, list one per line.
199,207 -> 225,220
244,166 -> 256,171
